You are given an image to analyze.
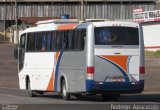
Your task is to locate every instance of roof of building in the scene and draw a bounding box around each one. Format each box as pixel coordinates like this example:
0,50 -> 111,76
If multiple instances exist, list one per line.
19,17 -> 77,24
0,0 -> 156,3
19,17 -> 59,24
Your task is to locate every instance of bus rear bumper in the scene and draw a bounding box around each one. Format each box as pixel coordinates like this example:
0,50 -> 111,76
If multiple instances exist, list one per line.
86,80 -> 144,94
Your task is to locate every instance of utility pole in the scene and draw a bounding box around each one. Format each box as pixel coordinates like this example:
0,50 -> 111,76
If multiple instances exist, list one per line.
15,0 -> 19,45
15,0 -> 19,73
81,0 -> 84,21
4,0 -> 7,41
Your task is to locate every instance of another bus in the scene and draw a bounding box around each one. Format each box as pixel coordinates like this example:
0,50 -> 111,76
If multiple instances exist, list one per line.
15,19 -> 145,100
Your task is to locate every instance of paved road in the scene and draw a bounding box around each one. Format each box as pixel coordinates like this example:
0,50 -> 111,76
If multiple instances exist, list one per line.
0,43 -> 159,110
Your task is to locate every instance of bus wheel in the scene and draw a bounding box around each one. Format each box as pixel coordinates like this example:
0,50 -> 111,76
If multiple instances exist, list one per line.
37,91 -> 44,95
62,80 -> 70,100
27,79 -> 37,97
73,94 -> 82,99
102,94 -> 120,101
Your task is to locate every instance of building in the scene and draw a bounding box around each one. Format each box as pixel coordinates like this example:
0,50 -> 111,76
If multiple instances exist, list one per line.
133,9 -> 160,51
0,0 -> 156,20
0,0 -> 157,43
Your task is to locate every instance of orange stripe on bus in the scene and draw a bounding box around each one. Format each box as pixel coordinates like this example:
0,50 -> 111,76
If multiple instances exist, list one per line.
46,52 -> 61,91
47,72 -> 54,91
56,52 -> 60,61
57,24 -> 78,30
101,56 -> 129,73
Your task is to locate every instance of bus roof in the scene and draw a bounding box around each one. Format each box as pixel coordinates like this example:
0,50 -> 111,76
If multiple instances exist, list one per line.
92,21 -> 139,28
36,19 -> 80,25
20,19 -> 139,35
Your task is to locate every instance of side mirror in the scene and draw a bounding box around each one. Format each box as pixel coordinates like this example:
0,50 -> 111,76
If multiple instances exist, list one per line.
14,49 -> 18,59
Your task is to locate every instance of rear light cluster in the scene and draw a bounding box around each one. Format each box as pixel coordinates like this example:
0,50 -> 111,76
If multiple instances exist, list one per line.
139,66 -> 145,80
140,66 -> 145,74
87,66 -> 94,74
87,66 -> 94,80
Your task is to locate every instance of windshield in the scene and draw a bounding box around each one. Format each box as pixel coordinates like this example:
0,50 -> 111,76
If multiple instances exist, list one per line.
95,26 -> 139,45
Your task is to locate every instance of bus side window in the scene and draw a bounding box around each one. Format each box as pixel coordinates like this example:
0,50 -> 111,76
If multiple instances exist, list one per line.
56,31 -> 62,50
68,31 -> 73,50
51,32 -> 56,51
61,31 -> 65,50
41,33 -> 47,52
27,33 -> 35,52
35,32 -> 42,51
73,29 -> 85,50
19,34 -> 26,70
80,29 -> 85,49
77,30 -> 83,49
74,30 -> 78,50
61,31 -> 68,50
20,34 -> 26,49
47,32 -> 52,51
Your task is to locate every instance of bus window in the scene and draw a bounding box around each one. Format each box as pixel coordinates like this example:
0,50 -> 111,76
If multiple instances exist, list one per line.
79,29 -> 85,49
55,31 -> 62,50
47,32 -> 52,51
74,29 -> 85,50
61,31 -> 65,50
95,27 -> 139,45
68,31 -> 74,50
51,32 -> 56,51
41,33 -> 46,51
74,30 -> 79,49
20,34 -> 26,48
61,31 -> 69,50
27,33 -> 35,51
35,32 -> 42,51
19,34 -> 26,71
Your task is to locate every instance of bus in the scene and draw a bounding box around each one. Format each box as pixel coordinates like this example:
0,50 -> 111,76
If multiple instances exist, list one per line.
15,19 -> 145,101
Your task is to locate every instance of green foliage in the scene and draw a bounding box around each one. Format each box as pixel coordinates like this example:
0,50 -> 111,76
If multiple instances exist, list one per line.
145,50 -> 160,57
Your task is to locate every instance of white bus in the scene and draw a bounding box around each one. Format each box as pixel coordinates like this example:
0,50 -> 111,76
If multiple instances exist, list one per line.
15,19 -> 145,100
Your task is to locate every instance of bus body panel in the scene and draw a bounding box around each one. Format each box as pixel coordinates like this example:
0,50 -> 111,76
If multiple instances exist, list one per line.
56,51 -> 86,93
94,49 -> 140,82
19,51 -> 87,92
19,52 -> 55,91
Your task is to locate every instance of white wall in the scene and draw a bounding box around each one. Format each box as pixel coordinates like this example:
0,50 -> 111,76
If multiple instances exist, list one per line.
142,22 -> 160,51
13,30 -> 23,44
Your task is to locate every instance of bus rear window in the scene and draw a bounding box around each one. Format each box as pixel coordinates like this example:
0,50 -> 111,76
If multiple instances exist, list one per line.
95,27 -> 139,45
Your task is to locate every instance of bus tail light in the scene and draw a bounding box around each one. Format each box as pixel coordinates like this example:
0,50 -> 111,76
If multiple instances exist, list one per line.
87,66 -> 94,80
87,66 -> 94,74
140,66 -> 145,74
139,66 -> 145,80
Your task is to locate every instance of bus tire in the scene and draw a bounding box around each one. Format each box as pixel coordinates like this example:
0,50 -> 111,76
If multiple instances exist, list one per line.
27,78 -> 37,97
102,94 -> 120,101
37,91 -> 44,95
73,94 -> 82,99
62,80 -> 70,100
